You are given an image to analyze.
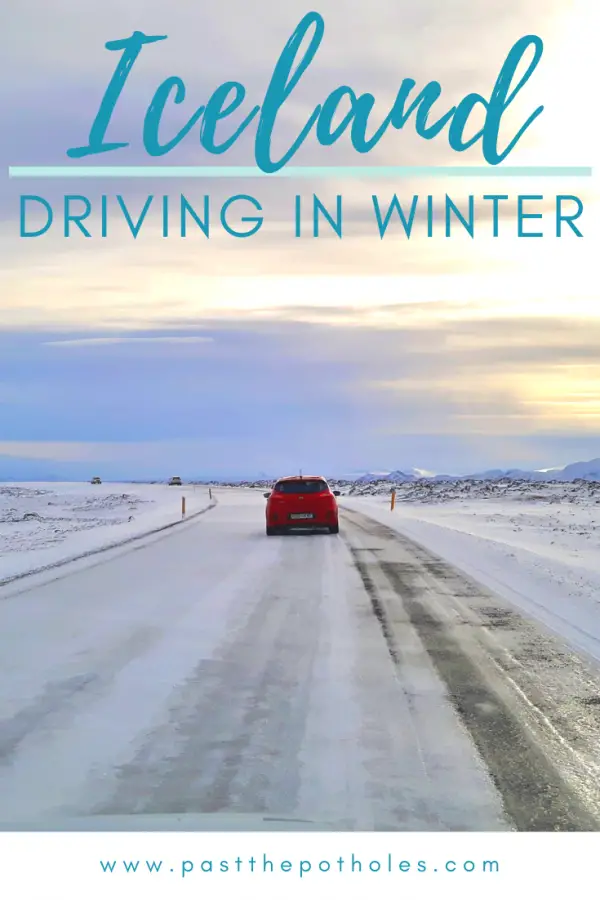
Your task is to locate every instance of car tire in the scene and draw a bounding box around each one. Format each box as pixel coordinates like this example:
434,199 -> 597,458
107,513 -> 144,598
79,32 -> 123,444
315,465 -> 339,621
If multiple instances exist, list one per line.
329,523 -> 340,534
266,526 -> 277,536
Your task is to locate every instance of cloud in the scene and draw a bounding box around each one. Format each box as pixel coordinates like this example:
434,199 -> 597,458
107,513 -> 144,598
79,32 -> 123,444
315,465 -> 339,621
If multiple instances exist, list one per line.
44,336 -> 214,346
0,314 -> 599,476
2,0 -> 594,302
1,0 -> 596,475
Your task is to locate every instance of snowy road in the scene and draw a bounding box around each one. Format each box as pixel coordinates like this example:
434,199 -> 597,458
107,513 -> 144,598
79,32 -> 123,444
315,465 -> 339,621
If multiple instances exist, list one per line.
1,490 -> 600,830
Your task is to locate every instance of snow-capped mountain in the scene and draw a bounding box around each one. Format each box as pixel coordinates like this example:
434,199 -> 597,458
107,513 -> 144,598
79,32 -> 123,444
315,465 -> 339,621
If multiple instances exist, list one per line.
353,472 -> 393,483
353,468 -> 436,483
559,458 -> 600,481
351,457 -> 600,484
468,458 -> 600,482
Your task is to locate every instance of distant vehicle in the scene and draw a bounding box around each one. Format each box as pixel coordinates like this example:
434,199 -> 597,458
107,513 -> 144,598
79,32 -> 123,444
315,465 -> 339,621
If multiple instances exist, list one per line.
90,476 -> 102,485
264,476 -> 341,536
168,476 -> 183,486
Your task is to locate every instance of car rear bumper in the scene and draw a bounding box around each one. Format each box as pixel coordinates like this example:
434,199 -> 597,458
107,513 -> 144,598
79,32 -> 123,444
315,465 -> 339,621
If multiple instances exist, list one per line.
266,514 -> 338,528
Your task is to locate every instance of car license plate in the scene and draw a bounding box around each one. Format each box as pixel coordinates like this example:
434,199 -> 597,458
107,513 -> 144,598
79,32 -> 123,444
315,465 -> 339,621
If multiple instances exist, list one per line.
290,513 -> 314,519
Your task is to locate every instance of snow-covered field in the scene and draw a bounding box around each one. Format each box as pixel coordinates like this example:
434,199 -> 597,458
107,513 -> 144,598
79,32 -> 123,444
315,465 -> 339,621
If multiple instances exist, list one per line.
0,482 -> 213,583
344,479 -> 600,663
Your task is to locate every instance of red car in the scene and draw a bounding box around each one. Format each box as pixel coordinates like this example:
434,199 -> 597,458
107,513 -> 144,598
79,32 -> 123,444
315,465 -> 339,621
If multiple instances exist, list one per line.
264,476 -> 341,535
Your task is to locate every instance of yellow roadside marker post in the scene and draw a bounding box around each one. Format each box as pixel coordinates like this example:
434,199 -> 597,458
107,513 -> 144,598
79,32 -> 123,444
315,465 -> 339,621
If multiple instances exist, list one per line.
182,496 -> 186,518
390,489 -> 396,511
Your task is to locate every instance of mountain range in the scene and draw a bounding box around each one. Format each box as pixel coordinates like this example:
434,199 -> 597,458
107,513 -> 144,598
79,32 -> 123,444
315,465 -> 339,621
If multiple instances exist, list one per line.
351,458 -> 600,484
1,457 -> 599,484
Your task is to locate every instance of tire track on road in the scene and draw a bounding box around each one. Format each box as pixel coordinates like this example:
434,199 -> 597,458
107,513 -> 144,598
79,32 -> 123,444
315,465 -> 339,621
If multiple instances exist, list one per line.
93,534 -> 328,819
341,507 -> 600,831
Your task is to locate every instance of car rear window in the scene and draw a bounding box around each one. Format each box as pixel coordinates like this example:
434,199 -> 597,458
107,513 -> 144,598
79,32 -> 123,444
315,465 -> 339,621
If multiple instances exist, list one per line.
274,480 -> 328,494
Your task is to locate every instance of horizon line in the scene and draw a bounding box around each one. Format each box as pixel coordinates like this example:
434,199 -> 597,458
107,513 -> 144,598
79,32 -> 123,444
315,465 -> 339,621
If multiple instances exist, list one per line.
8,164 -> 593,179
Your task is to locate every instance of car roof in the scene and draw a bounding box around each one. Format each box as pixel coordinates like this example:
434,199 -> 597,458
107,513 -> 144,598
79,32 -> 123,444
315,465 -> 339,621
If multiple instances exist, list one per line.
275,475 -> 327,482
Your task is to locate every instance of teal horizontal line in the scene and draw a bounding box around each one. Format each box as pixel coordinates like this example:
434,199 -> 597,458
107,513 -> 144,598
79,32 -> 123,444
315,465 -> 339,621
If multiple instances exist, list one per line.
8,164 -> 593,178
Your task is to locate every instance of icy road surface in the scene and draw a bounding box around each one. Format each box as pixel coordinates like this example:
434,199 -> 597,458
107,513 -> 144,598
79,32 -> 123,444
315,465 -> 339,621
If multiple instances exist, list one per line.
1,490 -> 600,831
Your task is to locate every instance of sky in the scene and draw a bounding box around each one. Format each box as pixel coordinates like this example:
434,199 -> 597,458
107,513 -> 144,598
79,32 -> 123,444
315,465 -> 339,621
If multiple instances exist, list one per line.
0,0 -> 598,479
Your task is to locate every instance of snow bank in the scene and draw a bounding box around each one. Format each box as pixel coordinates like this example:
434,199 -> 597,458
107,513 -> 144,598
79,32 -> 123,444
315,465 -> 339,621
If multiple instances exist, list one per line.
0,482 -> 214,583
343,483 -> 600,664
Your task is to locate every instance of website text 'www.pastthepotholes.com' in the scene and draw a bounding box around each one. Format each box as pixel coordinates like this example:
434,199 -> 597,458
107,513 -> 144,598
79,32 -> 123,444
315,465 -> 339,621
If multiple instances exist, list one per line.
99,854 -> 500,879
